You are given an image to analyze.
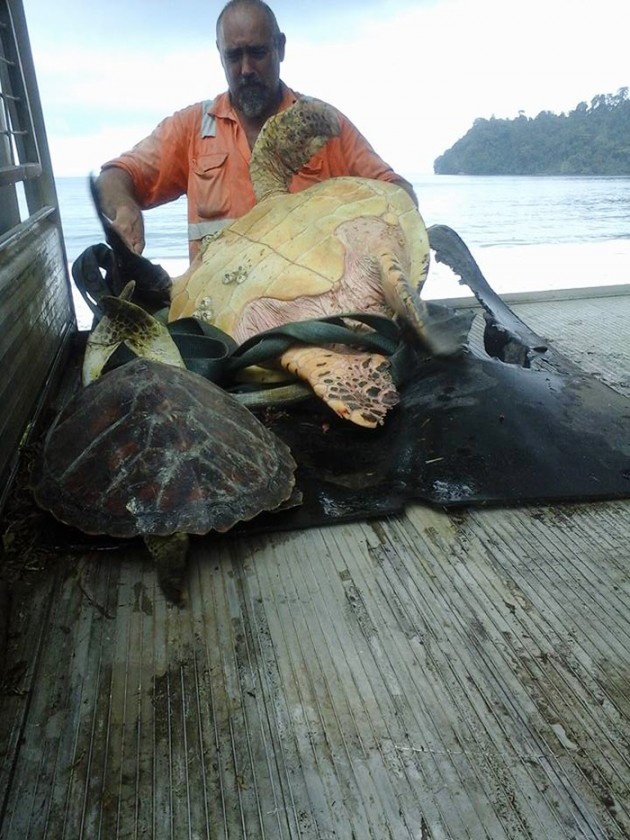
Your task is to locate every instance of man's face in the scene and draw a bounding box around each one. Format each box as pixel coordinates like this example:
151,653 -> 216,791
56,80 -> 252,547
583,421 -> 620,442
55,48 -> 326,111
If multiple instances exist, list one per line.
217,6 -> 286,120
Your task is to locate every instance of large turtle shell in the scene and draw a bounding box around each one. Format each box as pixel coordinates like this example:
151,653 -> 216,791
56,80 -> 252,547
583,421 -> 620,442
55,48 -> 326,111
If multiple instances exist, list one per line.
169,177 -> 429,342
31,358 -> 296,538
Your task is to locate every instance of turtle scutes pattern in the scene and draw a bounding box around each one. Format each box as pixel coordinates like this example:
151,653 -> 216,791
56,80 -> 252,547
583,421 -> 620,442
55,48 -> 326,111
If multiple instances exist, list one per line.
31,358 -> 297,539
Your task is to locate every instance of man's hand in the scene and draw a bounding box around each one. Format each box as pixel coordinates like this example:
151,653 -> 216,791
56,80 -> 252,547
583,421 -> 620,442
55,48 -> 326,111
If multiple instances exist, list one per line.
111,203 -> 145,254
95,168 -> 146,254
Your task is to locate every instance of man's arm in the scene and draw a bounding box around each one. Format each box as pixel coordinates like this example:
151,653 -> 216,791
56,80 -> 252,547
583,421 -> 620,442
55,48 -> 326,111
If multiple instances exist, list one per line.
390,175 -> 418,207
332,110 -> 418,206
95,167 -> 146,254
95,104 -> 198,254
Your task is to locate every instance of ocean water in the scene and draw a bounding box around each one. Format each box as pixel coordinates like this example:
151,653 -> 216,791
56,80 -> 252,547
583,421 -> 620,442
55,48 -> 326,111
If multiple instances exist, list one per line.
55,174 -> 630,328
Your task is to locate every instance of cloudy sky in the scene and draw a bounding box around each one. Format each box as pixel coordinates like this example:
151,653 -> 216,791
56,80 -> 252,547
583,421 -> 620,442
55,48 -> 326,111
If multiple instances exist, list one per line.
22,0 -> 628,178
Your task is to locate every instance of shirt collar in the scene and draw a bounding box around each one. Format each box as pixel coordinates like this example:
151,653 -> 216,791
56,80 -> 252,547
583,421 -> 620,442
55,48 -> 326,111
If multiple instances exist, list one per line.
207,82 -> 297,122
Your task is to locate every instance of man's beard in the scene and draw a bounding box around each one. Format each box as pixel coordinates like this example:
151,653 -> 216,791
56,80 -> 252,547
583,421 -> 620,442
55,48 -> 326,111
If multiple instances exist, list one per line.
236,80 -> 271,118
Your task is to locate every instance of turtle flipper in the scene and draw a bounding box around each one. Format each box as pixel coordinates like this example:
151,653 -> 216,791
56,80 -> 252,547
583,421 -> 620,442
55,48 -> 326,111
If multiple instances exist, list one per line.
250,98 -> 340,200
144,532 -> 189,606
83,282 -> 185,384
378,251 -> 465,356
279,345 -> 399,428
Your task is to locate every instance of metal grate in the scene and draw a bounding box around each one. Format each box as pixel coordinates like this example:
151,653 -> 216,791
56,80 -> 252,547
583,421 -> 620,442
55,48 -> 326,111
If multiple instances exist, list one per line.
0,0 -> 48,235
0,5 -> 41,187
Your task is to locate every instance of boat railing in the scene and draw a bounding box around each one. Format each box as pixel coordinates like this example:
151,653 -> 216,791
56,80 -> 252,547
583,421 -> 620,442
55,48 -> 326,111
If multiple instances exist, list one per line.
0,0 -> 75,510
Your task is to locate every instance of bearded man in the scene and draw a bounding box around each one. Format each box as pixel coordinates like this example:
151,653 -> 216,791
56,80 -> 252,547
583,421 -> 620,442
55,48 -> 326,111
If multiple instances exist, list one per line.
96,0 -> 417,261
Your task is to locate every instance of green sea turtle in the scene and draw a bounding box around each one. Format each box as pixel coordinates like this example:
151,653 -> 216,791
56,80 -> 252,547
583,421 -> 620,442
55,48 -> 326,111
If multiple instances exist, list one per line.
170,97 -> 455,428
31,288 -> 297,604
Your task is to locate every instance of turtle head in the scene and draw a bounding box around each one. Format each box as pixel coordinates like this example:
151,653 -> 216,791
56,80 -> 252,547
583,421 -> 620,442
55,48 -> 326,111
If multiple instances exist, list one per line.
82,283 -> 185,385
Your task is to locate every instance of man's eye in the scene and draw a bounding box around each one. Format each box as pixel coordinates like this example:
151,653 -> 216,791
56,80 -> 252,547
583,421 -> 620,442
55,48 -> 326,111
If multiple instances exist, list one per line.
224,46 -> 268,63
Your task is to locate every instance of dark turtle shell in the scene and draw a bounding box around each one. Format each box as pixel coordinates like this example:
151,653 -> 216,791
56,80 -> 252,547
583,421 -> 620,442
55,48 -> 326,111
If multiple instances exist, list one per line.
31,358 -> 296,538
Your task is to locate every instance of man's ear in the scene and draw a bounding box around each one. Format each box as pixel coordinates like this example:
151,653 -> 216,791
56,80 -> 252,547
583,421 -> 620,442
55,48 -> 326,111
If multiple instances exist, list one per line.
277,32 -> 286,62
216,39 -> 227,72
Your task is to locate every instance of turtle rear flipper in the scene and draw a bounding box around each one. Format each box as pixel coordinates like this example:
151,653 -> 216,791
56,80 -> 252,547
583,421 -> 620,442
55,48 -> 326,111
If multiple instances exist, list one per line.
378,251 -> 468,357
144,532 -> 189,606
83,285 -> 185,384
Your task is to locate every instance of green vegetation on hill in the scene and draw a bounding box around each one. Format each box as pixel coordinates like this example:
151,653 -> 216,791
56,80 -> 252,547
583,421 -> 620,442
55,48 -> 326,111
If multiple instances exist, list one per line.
434,87 -> 630,175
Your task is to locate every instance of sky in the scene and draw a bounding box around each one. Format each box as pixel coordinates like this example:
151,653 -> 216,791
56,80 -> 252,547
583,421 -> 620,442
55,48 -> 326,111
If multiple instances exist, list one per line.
21,0 -> 629,178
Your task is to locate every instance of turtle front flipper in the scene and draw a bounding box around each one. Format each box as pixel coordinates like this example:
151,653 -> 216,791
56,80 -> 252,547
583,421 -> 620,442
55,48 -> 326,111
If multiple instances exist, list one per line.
144,532 -> 189,606
279,345 -> 399,428
249,97 -> 340,200
378,252 -> 464,357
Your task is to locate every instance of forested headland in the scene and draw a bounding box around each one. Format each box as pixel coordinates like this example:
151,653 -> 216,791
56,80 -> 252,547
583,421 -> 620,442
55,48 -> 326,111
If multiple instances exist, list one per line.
434,88 -> 630,176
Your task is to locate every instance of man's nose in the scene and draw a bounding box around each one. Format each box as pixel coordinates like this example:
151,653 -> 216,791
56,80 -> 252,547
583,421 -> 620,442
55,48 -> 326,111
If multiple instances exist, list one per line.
241,54 -> 254,75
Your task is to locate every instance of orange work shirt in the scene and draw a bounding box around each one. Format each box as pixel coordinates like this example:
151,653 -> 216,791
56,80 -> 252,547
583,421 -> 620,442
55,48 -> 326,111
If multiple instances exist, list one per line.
103,84 -> 408,259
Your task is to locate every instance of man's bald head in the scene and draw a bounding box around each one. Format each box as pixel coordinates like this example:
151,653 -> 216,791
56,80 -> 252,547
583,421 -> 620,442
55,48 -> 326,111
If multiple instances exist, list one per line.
216,0 -> 282,44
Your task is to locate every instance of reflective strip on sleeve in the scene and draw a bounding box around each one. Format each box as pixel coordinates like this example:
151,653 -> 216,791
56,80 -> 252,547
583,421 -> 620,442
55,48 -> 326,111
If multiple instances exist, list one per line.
188,219 -> 233,240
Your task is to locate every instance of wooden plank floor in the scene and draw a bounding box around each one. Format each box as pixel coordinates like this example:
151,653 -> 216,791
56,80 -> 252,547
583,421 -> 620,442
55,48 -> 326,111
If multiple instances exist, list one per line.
1,289 -> 629,839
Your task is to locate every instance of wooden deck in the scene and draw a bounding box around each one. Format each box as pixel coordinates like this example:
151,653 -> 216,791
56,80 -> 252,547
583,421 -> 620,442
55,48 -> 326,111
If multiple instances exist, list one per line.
1,288 -> 629,839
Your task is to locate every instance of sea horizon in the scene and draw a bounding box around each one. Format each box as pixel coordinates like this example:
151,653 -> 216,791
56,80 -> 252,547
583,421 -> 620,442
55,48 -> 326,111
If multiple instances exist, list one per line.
54,173 -> 630,329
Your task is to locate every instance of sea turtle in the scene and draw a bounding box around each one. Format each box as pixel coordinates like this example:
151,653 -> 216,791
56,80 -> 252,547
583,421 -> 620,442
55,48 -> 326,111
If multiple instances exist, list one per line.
169,97 -> 457,428
31,289 -> 297,604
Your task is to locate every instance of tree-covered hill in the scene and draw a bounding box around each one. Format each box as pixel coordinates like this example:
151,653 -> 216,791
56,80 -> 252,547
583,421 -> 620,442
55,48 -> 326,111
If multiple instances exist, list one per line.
434,88 -> 630,175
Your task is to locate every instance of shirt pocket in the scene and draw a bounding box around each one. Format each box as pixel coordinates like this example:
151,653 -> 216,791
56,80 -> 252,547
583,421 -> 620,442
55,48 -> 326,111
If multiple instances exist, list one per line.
193,152 -> 230,217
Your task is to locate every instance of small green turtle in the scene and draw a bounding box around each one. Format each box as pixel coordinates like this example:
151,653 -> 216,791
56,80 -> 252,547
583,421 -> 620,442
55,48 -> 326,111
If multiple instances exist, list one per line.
31,289 -> 297,604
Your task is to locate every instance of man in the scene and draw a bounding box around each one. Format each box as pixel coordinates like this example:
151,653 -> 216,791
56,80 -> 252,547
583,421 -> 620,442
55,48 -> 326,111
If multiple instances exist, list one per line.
96,0 -> 417,261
